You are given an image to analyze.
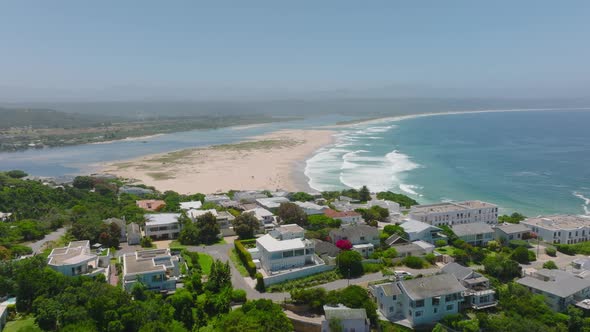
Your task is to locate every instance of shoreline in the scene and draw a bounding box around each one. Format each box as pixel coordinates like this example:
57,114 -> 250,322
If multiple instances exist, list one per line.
100,129 -> 335,194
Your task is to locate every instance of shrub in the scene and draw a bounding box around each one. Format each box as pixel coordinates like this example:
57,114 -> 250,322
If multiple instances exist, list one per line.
336,239 -> 353,250
290,288 -> 327,313
363,263 -> 383,273
545,247 -> 557,257
235,240 -> 256,277
231,289 -> 247,303
435,240 -> 447,248
511,246 -> 530,264
402,256 -> 426,269
527,250 -> 536,262
424,253 -> 437,264
508,240 -> 529,249
555,244 -> 576,256
255,272 -> 265,292
543,260 -> 558,270
140,236 -> 153,248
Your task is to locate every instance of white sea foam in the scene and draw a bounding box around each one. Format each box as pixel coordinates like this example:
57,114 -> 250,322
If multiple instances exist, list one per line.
574,192 -> 590,215
400,184 -> 423,196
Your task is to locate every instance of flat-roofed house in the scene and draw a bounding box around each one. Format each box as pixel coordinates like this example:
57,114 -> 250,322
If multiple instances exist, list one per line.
521,215 -> 590,244
204,194 -> 231,204
321,304 -> 370,332
144,213 -> 181,240
179,201 -> 203,210
256,197 -> 290,210
122,248 -> 181,292
47,241 -> 108,277
451,223 -> 494,246
256,224 -> 315,273
294,201 -> 328,215
371,274 -> 466,327
409,201 -> 498,226
136,199 -> 166,211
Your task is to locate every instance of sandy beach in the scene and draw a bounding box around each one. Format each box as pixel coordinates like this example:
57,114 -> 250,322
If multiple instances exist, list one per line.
101,129 -> 335,194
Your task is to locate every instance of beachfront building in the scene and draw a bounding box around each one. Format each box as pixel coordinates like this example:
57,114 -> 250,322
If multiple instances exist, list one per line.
122,248 -> 181,292
408,201 -> 499,226
256,197 -> 290,210
103,217 -> 127,242
321,304 -> 370,332
255,224 -> 315,273
517,268 -> 590,311
494,223 -> 531,243
521,215 -> 590,244
47,241 -> 109,277
244,207 -> 275,230
136,199 -> 166,211
233,191 -> 269,203
294,201 -> 328,215
324,209 -> 363,224
442,263 -> 497,309
145,213 -> 181,240
204,194 -> 231,204
370,274 -> 466,328
329,223 -> 380,258
400,219 -> 445,244
179,201 -> 203,210
451,223 -> 494,246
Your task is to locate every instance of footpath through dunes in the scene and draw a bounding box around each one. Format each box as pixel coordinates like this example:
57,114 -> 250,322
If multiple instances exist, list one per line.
102,129 -> 335,194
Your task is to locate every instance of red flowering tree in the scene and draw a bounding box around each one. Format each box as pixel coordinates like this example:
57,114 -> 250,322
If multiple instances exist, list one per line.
336,239 -> 352,250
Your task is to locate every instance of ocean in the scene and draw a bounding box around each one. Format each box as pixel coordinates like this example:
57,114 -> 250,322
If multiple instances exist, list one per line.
305,110 -> 590,216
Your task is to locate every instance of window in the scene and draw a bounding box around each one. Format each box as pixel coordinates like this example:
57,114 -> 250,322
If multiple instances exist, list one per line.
392,295 -> 397,300
294,249 -> 304,256
283,250 -> 294,258
389,306 -> 394,312
415,300 -> 424,308
434,308 -> 438,313
360,236 -> 365,241
415,311 -> 423,317
446,304 -> 454,311
432,297 -> 440,305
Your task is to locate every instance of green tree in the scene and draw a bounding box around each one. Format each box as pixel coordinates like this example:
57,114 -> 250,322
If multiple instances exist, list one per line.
326,285 -> 378,324
277,202 -> 307,226
511,246 -> 530,264
178,222 -> 200,245
376,191 -> 419,208
290,192 -> 314,202
168,289 -> 195,330
358,186 -> 371,202
6,170 -> 27,178
402,256 -> 426,269
482,255 -> 522,282
73,176 -> 95,189
498,212 -> 527,224
337,250 -> 363,277
195,212 -> 220,244
232,212 -> 260,239
206,260 -> 231,293
215,299 -> 293,332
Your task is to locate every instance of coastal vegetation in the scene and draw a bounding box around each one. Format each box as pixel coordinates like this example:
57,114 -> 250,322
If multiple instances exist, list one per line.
498,212 -> 527,224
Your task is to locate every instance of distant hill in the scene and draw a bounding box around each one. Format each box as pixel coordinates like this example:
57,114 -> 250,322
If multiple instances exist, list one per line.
0,108 -> 123,129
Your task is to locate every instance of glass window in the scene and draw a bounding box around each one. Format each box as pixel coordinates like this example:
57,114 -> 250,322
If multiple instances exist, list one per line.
294,249 -> 304,256
415,311 -> 423,317
446,304 -> 453,311
283,250 -> 294,258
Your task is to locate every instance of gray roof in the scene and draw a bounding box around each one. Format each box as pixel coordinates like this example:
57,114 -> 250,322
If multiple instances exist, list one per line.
312,239 -> 340,257
376,282 -> 402,296
323,305 -> 367,321
330,224 -> 379,239
442,262 -> 475,281
391,242 -> 427,255
104,217 -> 125,227
400,274 -> 466,300
127,223 -> 141,235
517,269 -> 590,298
401,219 -> 441,233
385,234 -> 407,246
495,223 -> 530,234
452,223 -> 494,237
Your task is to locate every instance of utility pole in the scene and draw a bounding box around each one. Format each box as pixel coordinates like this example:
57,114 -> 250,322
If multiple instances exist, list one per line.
348,268 -> 351,286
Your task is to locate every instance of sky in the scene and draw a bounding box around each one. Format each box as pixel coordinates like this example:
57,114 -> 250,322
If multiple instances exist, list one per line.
1,1 -> 590,101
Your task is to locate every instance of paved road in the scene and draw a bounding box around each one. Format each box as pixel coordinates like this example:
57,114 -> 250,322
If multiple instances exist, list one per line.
27,227 -> 67,253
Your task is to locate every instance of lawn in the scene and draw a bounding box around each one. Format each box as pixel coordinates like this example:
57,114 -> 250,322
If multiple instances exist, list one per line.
4,317 -> 41,332
435,245 -> 458,256
197,253 -> 213,275
229,249 -> 250,277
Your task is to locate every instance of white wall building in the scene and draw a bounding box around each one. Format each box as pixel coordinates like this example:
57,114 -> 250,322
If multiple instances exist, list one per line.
408,201 -> 498,226
179,201 -> 202,210
256,224 -> 315,273
244,207 -> 275,230
256,197 -> 290,210
321,304 -> 370,332
122,248 -> 181,292
294,201 -> 328,215
47,240 -> 109,277
145,213 -> 181,240
521,215 -> 590,244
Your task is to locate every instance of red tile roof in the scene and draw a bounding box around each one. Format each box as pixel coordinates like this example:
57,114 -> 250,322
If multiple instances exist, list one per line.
324,209 -> 361,218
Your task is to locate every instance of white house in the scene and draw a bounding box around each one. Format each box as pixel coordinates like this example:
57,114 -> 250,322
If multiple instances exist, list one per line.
0,212 -> 13,222
145,213 -> 181,240
179,201 -> 203,210
521,215 -> 590,244
400,219 -> 444,243
47,241 -> 109,277
371,274 -> 466,328
256,197 -> 290,210
442,263 -> 497,310
256,224 -> 315,273
324,209 -> 363,224
233,191 -> 269,203
204,194 -> 231,204
494,223 -> 531,243
122,248 -> 181,293
321,304 -> 370,332
451,223 -> 494,246
244,207 -> 275,230
294,201 -> 328,215
408,201 -> 498,226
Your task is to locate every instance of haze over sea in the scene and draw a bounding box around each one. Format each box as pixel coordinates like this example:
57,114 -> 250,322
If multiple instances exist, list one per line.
305,110 -> 590,217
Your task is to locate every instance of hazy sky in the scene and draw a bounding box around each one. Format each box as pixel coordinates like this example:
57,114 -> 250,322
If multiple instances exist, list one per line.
2,1 -> 590,101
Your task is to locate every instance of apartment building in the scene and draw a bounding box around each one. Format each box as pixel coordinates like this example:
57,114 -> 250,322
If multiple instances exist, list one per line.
144,213 -> 181,240
408,201 -> 498,226
521,215 -> 590,244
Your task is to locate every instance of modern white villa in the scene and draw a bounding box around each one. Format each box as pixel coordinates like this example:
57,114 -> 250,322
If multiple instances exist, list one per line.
244,207 -> 276,230
408,201 -> 498,226
400,219 -> 445,243
321,304 -> 370,332
294,201 -> 328,215
145,213 -> 182,240
521,215 -> 590,244
47,240 -> 110,277
256,197 -> 290,210
179,200 -> 203,210
122,248 -> 181,293
255,224 -> 315,273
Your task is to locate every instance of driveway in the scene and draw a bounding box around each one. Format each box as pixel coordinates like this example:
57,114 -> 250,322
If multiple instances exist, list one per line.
27,227 -> 67,253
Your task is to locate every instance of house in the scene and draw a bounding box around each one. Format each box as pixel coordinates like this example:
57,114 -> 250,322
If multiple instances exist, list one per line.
384,234 -> 408,247
441,262 -> 497,309
321,304 -> 370,332
400,219 -> 444,243
494,223 -> 531,243
126,223 -> 142,245
179,201 -> 203,210
392,241 -> 435,258
204,194 -> 231,204
244,207 -> 275,230
517,268 -> 590,311
119,186 -> 154,196
371,274 -> 466,327
521,215 -> 590,244
324,209 -> 363,224
0,212 -> 13,222
103,217 -> 126,242
312,239 -> 341,262
122,248 -> 181,292
255,224 -> 316,273
233,191 -> 269,203
451,223 -> 494,246
256,197 -> 290,210
294,201 -> 328,215
145,213 -> 181,240
47,241 -> 109,277
188,209 -> 235,235
329,224 -> 380,258
136,200 -> 166,211
368,199 -> 401,219
408,201 -> 498,226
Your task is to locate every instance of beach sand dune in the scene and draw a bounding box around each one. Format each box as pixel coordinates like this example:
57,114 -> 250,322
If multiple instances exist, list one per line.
102,129 -> 334,194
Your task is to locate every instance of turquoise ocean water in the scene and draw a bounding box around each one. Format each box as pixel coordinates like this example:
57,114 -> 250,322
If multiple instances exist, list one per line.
305,110 -> 590,216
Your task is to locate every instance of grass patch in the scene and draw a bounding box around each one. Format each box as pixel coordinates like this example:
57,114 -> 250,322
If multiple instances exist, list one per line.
229,249 -> 250,277
435,245 -> 458,256
198,253 -> 213,275
211,139 -> 299,151
169,240 -> 188,249
4,316 -> 41,332
266,270 -> 342,292
146,172 -> 175,180
147,149 -> 194,163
